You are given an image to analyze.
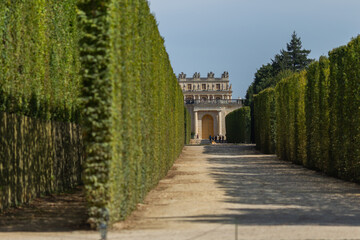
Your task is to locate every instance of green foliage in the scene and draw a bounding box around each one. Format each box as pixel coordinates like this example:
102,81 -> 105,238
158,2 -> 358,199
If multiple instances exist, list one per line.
0,112 -> 83,212
254,88 -> 276,153
275,31 -> 313,72
328,36 -> 360,181
245,32 -> 313,107
245,32 -> 312,143
78,0 -> 186,228
0,0 -> 83,214
225,107 -> 251,143
305,56 -> 330,170
275,71 -> 307,165
184,107 -> 191,144
254,35 -> 360,183
0,0 -> 81,122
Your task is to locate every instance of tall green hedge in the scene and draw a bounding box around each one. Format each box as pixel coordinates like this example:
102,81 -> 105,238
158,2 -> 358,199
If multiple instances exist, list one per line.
225,107 -> 251,143
0,0 -> 81,122
78,0 -> 187,227
0,112 -> 83,211
254,88 -> 276,153
0,1 -> 83,212
254,35 -> 360,182
275,72 -> 307,165
305,56 -> 330,171
328,37 -> 360,181
184,107 -> 191,144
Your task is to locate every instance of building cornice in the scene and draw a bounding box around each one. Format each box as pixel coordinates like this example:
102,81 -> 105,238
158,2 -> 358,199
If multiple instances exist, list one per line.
178,71 -> 229,82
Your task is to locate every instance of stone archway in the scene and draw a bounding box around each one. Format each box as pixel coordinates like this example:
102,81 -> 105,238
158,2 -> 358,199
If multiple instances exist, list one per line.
202,115 -> 214,139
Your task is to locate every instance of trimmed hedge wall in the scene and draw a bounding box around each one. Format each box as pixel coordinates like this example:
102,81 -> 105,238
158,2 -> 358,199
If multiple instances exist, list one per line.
1,0 -> 189,226
275,71 -> 307,165
78,0 -> 187,227
0,1 -> 82,212
254,35 -> 360,182
225,107 -> 251,143
305,56 -> 330,171
184,107 -> 191,144
328,37 -> 360,180
254,88 -> 276,153
0,112 -> 83,211
0,1 -> 81,122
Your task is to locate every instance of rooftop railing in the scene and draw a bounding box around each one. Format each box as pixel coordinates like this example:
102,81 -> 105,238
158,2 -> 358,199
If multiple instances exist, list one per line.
184,99 -> 244,105
183,89 -> 231,92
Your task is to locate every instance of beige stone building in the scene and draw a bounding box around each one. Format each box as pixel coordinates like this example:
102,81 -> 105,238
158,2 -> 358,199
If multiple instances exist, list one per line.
178,71 -> 243,139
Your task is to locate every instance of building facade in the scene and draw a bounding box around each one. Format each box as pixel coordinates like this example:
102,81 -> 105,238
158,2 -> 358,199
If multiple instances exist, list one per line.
178,71 -> 243,139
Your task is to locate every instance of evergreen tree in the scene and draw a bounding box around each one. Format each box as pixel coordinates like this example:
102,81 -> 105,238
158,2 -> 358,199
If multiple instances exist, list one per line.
245,31 -> 313,106
281,31 -> 313,71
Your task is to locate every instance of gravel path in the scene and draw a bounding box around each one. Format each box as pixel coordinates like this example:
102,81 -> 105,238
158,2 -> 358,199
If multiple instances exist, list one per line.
2,144 -> 360,239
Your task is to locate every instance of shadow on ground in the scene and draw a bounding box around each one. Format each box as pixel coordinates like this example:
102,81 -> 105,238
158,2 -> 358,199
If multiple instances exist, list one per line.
186,144 -> 360,226
0,187 -> 90,232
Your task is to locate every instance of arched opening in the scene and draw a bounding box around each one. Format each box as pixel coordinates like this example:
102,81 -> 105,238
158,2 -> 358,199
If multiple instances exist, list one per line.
202,115 -> 214,139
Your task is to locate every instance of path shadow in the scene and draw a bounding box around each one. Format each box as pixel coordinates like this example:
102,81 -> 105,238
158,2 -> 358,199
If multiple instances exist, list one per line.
202,144 -> 258,156
0,187 -> 90,232
186,145 -> 360,226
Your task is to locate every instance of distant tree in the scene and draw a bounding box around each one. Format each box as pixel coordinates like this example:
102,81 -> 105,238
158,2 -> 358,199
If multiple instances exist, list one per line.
284,31 -> 313,71
271,51 -> 288,75
245,31 -> 313,106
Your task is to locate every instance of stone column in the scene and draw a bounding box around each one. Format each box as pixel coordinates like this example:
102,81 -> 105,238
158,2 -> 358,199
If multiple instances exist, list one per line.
218,111 -> 222,135
194,111 -> 198,137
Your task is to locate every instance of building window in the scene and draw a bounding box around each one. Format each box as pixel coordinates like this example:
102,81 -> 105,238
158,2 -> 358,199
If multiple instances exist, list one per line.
202,84 -> 206,90
216,84 -> 220,90
187,84 -> 192,90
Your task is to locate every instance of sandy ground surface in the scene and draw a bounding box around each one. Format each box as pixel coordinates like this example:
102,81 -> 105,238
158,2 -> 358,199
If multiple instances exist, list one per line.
2,144 -> 360,239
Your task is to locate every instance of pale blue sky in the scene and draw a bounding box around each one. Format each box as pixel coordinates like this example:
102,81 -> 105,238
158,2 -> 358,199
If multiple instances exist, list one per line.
147,0 -> 360,98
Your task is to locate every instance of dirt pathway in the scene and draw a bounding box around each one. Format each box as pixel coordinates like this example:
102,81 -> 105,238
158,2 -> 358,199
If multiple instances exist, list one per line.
2,144 -> 360,239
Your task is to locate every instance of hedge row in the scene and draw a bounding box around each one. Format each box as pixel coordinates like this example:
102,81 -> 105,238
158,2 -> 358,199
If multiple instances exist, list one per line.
0,112 -> 83,211
0,1 -> 81,122
0,0 -> 83,212
254,36 -> 360,182
327,37 -> 360,180
275,71 -> 307,165
305,57 -> 330,171
225,107 -> 251,143
78,0 -> 187,227
253,88 -> 276,153
184,107 -> 191,144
